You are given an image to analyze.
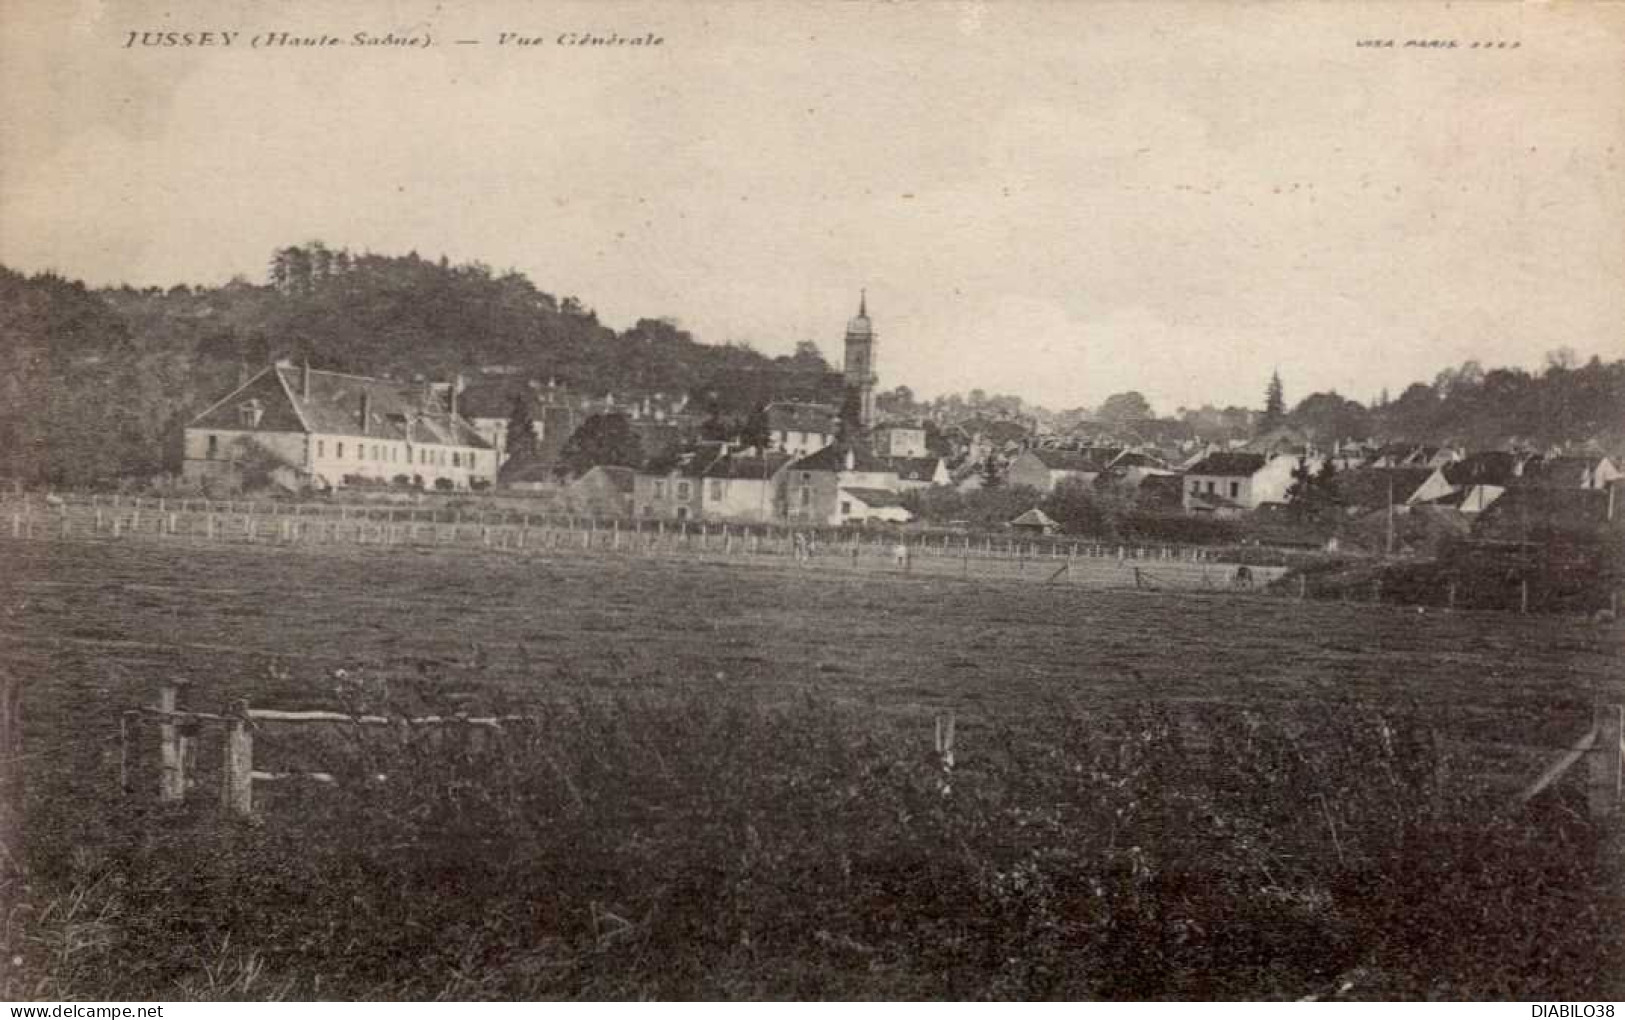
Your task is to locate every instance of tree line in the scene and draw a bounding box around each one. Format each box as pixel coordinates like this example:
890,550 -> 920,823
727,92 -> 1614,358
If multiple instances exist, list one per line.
1,245 -> 1620,489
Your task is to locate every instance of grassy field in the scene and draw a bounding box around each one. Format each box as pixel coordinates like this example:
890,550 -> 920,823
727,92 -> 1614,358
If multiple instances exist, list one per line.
1,537 -> 1621,999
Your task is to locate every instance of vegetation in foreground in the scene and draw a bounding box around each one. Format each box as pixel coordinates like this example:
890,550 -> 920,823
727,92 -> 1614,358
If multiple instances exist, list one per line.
0,539 -> 1619,1000
3,687 -> 1620,1001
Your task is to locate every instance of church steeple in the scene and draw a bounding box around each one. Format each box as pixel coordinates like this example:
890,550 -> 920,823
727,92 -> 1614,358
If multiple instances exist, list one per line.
843,290 -> 878,429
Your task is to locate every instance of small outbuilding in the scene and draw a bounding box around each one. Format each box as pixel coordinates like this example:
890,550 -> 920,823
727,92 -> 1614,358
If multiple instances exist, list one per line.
1009,507 -> 1060,535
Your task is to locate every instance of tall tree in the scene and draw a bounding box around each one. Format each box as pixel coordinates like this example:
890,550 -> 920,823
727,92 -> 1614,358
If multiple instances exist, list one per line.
1098,391 -> 1154,424
558,413 -> 642,477
505,393 -> 536,460
739,404 -> 771,452
1259,371 -> 1286,434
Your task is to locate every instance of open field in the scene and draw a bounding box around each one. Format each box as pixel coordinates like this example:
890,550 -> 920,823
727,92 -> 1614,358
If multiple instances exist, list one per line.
1,537 -> 1621,999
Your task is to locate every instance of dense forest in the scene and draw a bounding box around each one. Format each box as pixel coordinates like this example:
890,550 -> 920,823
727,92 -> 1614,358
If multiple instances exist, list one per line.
0,244 -> 843,486
0,242 -> 1621,488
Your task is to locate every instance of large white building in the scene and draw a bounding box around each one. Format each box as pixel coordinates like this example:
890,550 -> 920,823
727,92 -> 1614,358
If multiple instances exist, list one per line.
183,361 -> 495,491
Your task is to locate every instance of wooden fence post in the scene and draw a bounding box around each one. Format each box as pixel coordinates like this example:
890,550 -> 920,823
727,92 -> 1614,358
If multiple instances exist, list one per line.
222,700 -> 254,816
158,682 -> 185,803
1589,703 -> 1623,821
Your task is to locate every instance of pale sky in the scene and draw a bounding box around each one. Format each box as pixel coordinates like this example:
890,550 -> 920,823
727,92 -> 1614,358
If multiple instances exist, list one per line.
3,1 -> 1623,413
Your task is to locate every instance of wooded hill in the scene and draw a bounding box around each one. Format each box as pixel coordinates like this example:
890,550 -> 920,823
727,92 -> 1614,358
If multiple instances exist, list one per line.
0,244 -> 843,486
1,243 -> 1621,488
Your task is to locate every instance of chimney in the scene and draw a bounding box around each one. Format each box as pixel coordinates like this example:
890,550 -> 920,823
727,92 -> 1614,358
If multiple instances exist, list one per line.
359,391 -> 372,435
449,381 -> 458,420
844,448 -> 856,471
302,361 -> 311,400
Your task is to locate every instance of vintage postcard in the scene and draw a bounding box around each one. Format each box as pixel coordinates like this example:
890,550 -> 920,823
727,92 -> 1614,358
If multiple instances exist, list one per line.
1,0 -> 1622,1004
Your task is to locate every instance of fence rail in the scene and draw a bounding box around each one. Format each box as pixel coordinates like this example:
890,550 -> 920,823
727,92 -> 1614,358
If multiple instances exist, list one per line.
2,495 -> 1289,592
124,680 -> 1625,824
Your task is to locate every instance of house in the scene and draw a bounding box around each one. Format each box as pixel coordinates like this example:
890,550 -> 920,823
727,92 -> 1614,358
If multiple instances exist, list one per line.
633,447 -> 713,520
1096,450 -> 1176,490
1182,452 -> 1319,512
700,451 -> 793,522
1365,443 -> 1456,469
1412,451 -> 1535,516
837,487 -> 913,525
1005,447 -> 1121,493
780,444 -> 901,525
497,449 -> 560,491
455,379 -> 540,466
184,361 -> 495,492
764,401 -> 838,456
570,465 -> 635,516
882,455 -> 950,491
873,422 -> 928,458
1009,507 -> 1059,535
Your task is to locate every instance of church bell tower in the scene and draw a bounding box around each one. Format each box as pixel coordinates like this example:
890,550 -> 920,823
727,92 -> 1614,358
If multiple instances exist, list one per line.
842,290 -> 878,428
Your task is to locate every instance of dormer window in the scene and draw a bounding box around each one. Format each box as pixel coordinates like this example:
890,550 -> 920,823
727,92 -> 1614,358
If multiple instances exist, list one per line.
237,399 -> 264,428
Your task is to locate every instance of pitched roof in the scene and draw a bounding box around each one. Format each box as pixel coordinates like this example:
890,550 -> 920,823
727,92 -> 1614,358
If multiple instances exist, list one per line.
575,465 -> 636,493
1330,467 -> 1436,509
1028,447 -> 1120,472
1442,451 -> 1524,487
881,455 -> 944,482
1185,452 -> 1268,477
840,487 -> 908,509
703,451 -> 793,480
190,365 -> 488,447
498,450 -> 559,484
643,444 -> 723,477
1110,450 -> 1170,470
790,443 -> 890,473
1009,507 -> 1058,528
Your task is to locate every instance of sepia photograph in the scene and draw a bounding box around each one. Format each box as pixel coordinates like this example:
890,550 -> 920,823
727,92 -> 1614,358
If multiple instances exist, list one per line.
1,0 -> 1622,1003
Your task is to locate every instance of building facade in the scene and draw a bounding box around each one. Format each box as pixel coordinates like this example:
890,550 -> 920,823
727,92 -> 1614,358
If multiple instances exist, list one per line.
184,362 -> 495,492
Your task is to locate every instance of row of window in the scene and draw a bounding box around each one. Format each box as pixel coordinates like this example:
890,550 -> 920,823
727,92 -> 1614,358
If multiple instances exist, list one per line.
1190,479 -> 1242,499
200,435 -> 482,471
314,439 -> 480,470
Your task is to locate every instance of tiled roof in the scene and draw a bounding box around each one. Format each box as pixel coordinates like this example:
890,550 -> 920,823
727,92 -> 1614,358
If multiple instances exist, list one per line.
1185,452 -> 1268,477
190,365 -> 489,448
790,443 -> 889,473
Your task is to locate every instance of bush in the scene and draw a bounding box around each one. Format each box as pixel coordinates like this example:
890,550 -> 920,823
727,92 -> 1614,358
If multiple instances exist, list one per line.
8,690 -> 1614,1000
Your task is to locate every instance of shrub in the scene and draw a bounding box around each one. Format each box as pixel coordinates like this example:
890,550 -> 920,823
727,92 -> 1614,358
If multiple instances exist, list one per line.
8,690 -> 1613,1001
